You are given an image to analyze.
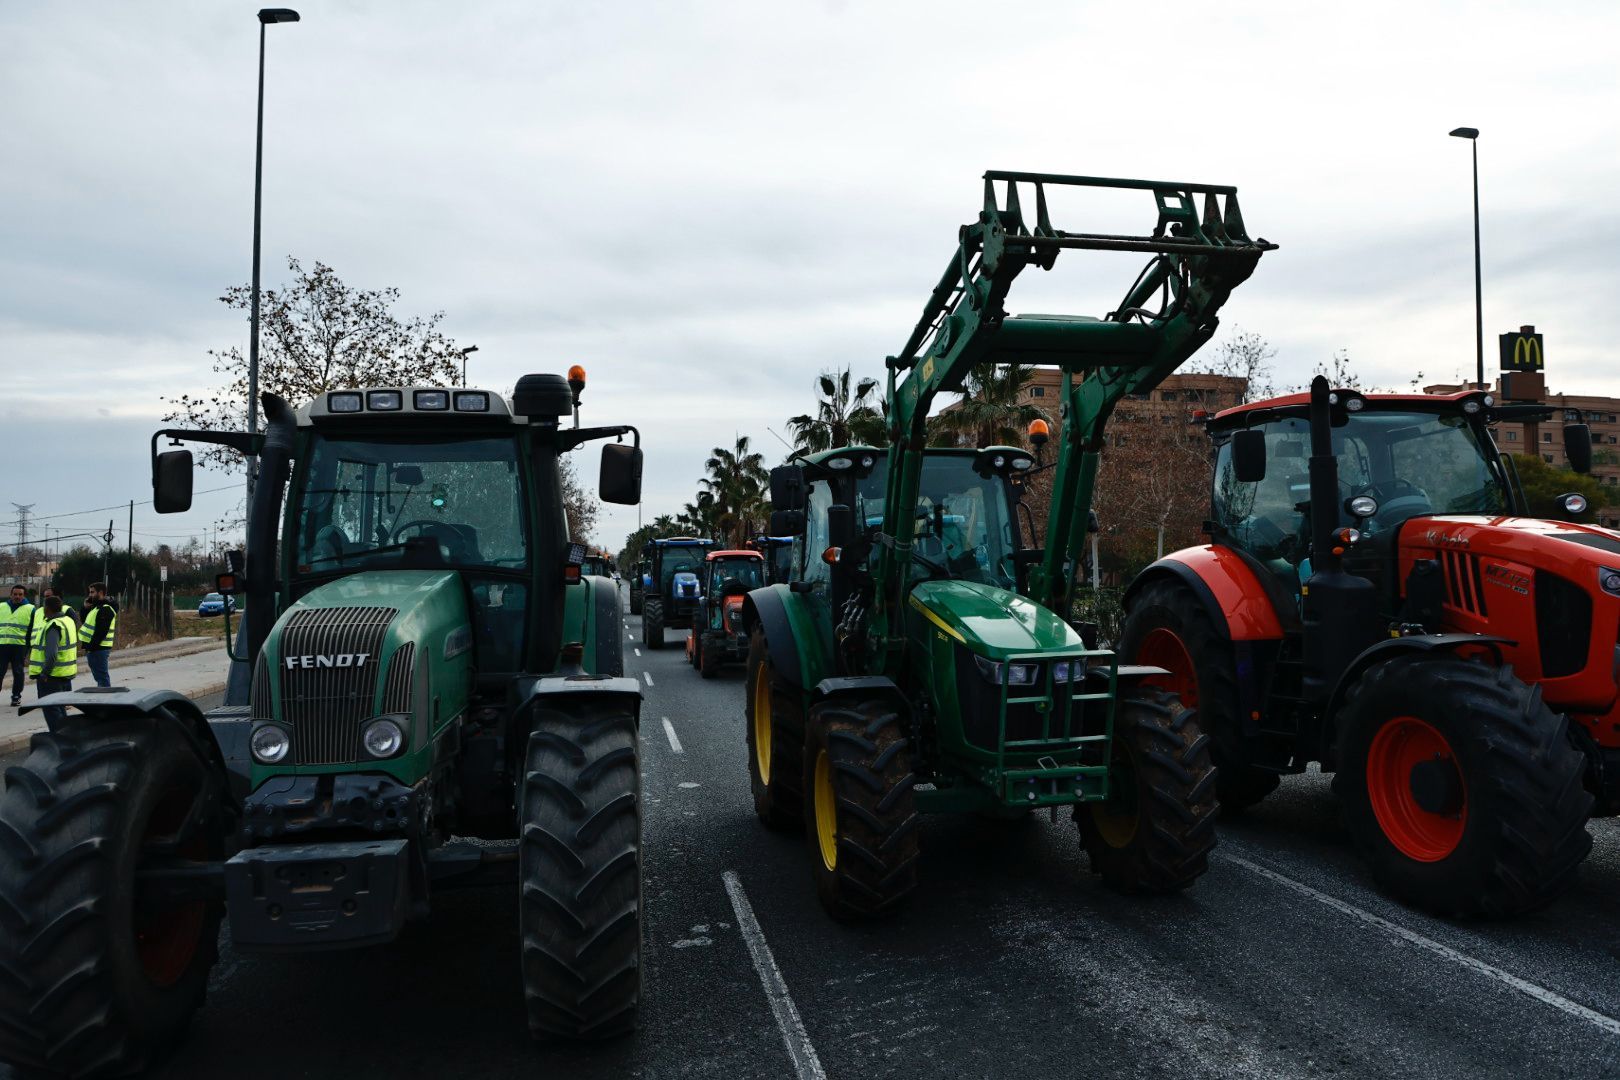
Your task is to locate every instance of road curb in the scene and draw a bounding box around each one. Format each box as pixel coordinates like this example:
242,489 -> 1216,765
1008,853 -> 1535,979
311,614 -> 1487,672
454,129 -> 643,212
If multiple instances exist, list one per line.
0,678 -> 232,758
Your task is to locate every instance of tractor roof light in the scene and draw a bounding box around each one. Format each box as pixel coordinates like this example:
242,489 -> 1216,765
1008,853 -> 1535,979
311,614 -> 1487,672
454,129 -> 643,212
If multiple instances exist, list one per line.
1028,418 -> 1050,448
1344,395 -> 1365,412
1462,399 -> 1482,415
826,457 -> 854,471
414,389 -> 449,410
328,391 -> 362,413
367,390 -> 403,411
1562,493 -> 1589,515
1348,495 -> 1379,518
453,391 -> 491,412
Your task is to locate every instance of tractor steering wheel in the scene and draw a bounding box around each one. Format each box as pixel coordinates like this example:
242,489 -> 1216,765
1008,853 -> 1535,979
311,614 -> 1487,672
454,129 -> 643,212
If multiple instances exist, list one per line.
392,519 -> 466,559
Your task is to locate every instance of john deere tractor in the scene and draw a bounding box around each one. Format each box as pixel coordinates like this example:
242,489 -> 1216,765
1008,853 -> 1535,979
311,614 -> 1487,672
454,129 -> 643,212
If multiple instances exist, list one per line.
0,373 -> 645,1076
743,171 -> 1273,918
1121,377 -> 1613,916
639,536 -> 715,649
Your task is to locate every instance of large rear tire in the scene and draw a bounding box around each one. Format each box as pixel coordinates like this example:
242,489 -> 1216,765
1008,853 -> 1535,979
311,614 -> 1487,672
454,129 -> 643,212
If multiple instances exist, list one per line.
1077,686 -> 1218,893
744,624 -> 804,830
803,697 -> 919,920
699,633 -> 722,680
1121,577 -> 1280,811
0,719 -> 228,1077
629,588 -> 642,616
642,597 -> 665,650
520,701 -> 642,1039
1333,656 -> 1592,917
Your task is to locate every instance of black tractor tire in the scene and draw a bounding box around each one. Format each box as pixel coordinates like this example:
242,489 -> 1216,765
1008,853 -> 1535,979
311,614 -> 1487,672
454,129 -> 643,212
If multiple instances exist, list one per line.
1077,686 -> 1218,893
1333,656 -> 1593,918
699,634 -> 722,680
642,597 -> 665,650
744,624 -> 804,830
0,718 -> 229,1078
802,696 -> 920,920
629,589 -> 642,616
519,699 -> 642,1040
1120,577 -> 1280,812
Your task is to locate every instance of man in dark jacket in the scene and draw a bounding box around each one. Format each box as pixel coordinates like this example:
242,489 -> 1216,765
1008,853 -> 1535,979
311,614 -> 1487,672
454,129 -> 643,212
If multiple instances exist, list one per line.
80,582 -> 118,688
0,584 -> 32,707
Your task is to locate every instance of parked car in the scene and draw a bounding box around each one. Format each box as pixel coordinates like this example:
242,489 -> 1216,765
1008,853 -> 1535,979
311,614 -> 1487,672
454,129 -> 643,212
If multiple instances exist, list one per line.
196,592 -> 235,616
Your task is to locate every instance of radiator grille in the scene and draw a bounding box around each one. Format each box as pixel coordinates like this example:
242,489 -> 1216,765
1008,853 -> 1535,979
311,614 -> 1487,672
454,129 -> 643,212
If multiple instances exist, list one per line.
251,652 -> 272,719
1439,549 -> 1488,617
383,642 -> 416,715
279,606 -> 397,766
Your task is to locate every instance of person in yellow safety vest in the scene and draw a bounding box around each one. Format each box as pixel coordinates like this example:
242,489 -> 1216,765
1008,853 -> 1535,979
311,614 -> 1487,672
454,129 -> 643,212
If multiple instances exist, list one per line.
28,594 -> 76,727
79,581 -> 118,688
0,584 -> 33,707
28,587 -> 77,650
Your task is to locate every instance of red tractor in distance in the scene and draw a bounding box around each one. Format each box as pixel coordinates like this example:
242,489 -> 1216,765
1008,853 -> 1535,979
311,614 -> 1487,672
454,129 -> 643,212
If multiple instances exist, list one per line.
686,549 -> 765,678
1121,376 -> 1611,917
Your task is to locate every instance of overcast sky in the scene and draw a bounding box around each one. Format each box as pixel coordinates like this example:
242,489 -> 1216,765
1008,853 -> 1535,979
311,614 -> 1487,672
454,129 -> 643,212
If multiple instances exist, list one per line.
4,0 -> 1618,553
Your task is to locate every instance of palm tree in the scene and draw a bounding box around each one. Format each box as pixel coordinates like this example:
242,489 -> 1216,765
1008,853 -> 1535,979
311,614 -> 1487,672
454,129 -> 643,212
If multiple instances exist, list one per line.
788,367 -> 886,453
931,363 -> 1048,448
700,435 -> 769,545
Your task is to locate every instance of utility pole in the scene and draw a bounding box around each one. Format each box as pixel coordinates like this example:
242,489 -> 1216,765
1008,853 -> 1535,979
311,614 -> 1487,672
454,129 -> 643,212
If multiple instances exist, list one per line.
127,499 -> 134,597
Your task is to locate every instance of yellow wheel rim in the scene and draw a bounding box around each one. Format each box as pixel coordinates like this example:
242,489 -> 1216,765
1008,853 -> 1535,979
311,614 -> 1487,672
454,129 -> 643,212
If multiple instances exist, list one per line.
814,749 -> 838,871
1091,742 -> 1140,849
752,662 -> 772,785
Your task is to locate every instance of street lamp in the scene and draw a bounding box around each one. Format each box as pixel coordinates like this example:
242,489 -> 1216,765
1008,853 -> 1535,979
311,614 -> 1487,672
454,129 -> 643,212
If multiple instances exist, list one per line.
246,7 -> 300,503
1449,126 -> 1483,389
459,344 -> 479,386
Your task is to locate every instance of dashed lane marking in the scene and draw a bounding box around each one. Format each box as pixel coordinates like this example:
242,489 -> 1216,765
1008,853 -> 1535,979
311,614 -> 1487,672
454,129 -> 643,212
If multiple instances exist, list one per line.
1223,853 -> 1620,1037
643,671 -> 654,687
634,648 -> 641,657
662,717 -> 683,753
722,871 -> 827,1080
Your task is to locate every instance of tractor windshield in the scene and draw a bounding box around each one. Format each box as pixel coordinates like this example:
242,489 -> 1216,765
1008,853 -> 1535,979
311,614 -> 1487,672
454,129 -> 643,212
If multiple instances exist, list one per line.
658,546 -> 708,591
1213,410 -> 1509,568
709,558 -> 763,593
293,434 -> 529,572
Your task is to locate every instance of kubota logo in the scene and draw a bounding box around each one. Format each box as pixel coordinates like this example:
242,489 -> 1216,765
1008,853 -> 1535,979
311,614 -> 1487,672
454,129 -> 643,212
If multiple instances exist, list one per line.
283,653 -> 371,670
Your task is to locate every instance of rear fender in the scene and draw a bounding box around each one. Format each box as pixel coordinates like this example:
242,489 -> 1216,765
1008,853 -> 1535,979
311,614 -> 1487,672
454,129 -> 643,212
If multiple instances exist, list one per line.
586,576 -> 625,677
1125,547 -> 1288,641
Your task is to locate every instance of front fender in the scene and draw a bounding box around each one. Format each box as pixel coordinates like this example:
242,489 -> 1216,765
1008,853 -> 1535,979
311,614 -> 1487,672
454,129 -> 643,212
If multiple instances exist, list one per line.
742,584 -> 832,691
1328,634 -> 1515,722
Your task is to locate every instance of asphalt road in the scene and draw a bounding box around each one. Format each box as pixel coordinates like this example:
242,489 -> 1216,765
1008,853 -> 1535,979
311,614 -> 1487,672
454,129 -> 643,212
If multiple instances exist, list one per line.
4,604 -> 1620,1078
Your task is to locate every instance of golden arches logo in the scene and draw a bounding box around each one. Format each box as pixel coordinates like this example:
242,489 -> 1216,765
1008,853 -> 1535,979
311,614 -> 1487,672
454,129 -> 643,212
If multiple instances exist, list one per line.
1513,335 -> 1542,369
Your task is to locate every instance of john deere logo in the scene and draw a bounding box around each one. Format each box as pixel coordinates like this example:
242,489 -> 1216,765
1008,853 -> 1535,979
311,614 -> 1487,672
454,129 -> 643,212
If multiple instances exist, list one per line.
284,652 -> 371,670
1499,327 -> 1544,372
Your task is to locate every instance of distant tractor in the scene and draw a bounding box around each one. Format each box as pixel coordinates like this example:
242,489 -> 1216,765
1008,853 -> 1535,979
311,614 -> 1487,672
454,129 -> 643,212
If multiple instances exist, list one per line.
581,550 -> 614,578
629,555 -> 649,614
745,171 -> 1272,918
639,537 -> 715,649
686,549 -> 766,677
0,373 -> 645,1076
749,535 -> 795,584
1122,378 -> 1609,916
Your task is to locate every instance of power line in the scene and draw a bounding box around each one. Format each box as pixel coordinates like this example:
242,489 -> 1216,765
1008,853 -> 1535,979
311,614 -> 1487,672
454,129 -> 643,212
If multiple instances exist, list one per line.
0,485 -> 240,529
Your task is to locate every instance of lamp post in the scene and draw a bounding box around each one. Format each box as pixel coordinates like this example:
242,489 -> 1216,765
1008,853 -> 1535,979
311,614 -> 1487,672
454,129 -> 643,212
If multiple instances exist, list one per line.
1449,126 -> 1483,389
459,344 -> 479,386
246,8 -> 301,503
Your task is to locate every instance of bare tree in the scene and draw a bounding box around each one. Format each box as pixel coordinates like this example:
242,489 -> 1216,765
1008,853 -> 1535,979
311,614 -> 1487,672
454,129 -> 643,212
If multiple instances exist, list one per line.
1189,328 -> 1275,404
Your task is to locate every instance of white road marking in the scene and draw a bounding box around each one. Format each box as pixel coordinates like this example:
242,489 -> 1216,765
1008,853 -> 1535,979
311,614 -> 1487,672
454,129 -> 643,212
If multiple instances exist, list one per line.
722,871 -> 827,1080
643,671 -> 654,687
662,717 -> 683,753
634,648 -> 641,657
1223,853 -> 1620,1036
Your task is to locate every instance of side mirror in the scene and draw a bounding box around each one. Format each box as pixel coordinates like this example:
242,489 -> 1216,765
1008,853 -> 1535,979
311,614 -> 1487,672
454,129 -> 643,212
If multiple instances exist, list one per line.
827,503 -> 854,549
1564,424 -> 1593,475
599,443 -> 643,505
1232,429 -> 1267,483
770,465 -> 805,511
153,450 -> 195,514
769,509 -> 805,536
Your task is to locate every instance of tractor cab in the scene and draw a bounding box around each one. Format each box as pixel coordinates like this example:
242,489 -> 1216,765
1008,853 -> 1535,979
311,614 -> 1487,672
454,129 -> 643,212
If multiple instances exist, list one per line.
685,549 -> 765,676
1207,386 -> 1591,615
749,535 -> 796,584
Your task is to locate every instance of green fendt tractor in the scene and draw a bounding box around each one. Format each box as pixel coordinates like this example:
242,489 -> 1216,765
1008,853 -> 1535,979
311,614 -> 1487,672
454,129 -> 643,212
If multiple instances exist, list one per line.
0,374 -> 645,1076
744,171 -> 1273,918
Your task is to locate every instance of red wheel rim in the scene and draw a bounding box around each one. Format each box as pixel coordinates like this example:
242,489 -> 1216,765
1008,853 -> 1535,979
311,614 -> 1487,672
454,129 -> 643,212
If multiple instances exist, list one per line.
1366,715 -> 1467,862
135,786 -> 208,987
1136,627 -> 1199,709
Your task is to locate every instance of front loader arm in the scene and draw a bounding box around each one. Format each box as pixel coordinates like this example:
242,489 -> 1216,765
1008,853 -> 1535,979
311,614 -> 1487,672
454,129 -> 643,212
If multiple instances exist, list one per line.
873,172 -> 1275,655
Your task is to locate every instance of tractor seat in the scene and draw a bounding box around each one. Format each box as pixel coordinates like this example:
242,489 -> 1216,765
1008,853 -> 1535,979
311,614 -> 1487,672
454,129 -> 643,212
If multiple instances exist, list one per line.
421,523 -> 484,563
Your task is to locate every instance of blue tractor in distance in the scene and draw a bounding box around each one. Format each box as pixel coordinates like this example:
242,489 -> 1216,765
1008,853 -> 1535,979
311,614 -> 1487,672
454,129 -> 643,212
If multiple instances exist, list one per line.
641,537 -> 716,648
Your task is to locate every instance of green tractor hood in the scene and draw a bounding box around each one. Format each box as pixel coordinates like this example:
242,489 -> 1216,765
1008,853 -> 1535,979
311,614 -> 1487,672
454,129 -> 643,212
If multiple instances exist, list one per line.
257,569 -> 474,782
907,580 -> 1082,660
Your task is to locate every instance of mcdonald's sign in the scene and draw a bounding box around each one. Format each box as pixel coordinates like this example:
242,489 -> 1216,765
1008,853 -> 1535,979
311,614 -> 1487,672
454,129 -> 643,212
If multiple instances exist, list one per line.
1499,325 -> 1544,372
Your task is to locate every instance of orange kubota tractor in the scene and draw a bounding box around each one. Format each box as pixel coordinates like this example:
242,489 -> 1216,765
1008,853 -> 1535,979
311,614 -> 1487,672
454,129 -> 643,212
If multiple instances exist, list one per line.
686,549 -> 765,678
1121,376 -> 1612,917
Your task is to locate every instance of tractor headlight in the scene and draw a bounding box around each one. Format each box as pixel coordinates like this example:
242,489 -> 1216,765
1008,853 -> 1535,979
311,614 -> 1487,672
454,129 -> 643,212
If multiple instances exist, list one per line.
1599,568 -> 1620,596
1052,660 -> 1083,684
250,724 -> 290,764
974,654 -> 1038,686
362,718 -> 406,759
